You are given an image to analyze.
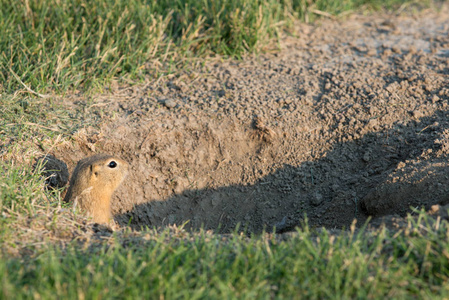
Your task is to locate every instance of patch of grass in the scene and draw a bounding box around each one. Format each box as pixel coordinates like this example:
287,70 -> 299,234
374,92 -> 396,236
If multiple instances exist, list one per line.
0,159 -> 52,253
0,160 -> 46,215
1,215 -> 449,298
0,95 -> 73,143
0,0 -> 429,93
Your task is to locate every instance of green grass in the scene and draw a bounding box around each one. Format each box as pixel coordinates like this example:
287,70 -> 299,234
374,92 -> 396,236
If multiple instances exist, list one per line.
1,213 -> 449,298
0,95 -> 73,142
0,0 -> 430,93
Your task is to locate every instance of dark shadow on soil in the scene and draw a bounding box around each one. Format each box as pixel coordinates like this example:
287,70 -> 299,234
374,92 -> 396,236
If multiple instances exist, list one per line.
115,109 -> 449,233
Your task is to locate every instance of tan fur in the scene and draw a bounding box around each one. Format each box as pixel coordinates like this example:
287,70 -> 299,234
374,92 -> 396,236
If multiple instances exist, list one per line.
64,154 -> 129,224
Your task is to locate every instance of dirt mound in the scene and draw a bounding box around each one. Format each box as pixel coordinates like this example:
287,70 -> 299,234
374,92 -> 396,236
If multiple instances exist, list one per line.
56,6 -> 449,233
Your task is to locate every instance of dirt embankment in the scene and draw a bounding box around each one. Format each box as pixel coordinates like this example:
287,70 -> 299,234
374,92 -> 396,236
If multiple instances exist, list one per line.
55,6 -> 449,233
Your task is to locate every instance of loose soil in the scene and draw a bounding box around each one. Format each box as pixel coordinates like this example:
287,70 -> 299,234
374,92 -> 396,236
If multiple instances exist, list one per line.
54,5 -> 449,233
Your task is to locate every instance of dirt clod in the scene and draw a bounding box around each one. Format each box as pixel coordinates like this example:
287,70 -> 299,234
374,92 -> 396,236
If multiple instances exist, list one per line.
251,116 -> 277,143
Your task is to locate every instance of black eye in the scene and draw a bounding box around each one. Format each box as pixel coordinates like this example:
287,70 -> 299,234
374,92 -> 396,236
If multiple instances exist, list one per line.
108,161 -> 117,168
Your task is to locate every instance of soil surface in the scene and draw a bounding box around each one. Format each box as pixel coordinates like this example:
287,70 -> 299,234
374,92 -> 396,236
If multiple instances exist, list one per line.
55,5 -> 449,233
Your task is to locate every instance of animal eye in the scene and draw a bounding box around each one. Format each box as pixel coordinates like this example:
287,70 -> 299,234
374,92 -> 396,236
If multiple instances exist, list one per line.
108,161 -> 117,168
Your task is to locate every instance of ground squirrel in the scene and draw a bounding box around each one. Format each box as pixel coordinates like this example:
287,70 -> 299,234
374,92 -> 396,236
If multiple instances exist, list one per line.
63,154 -> 129,224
